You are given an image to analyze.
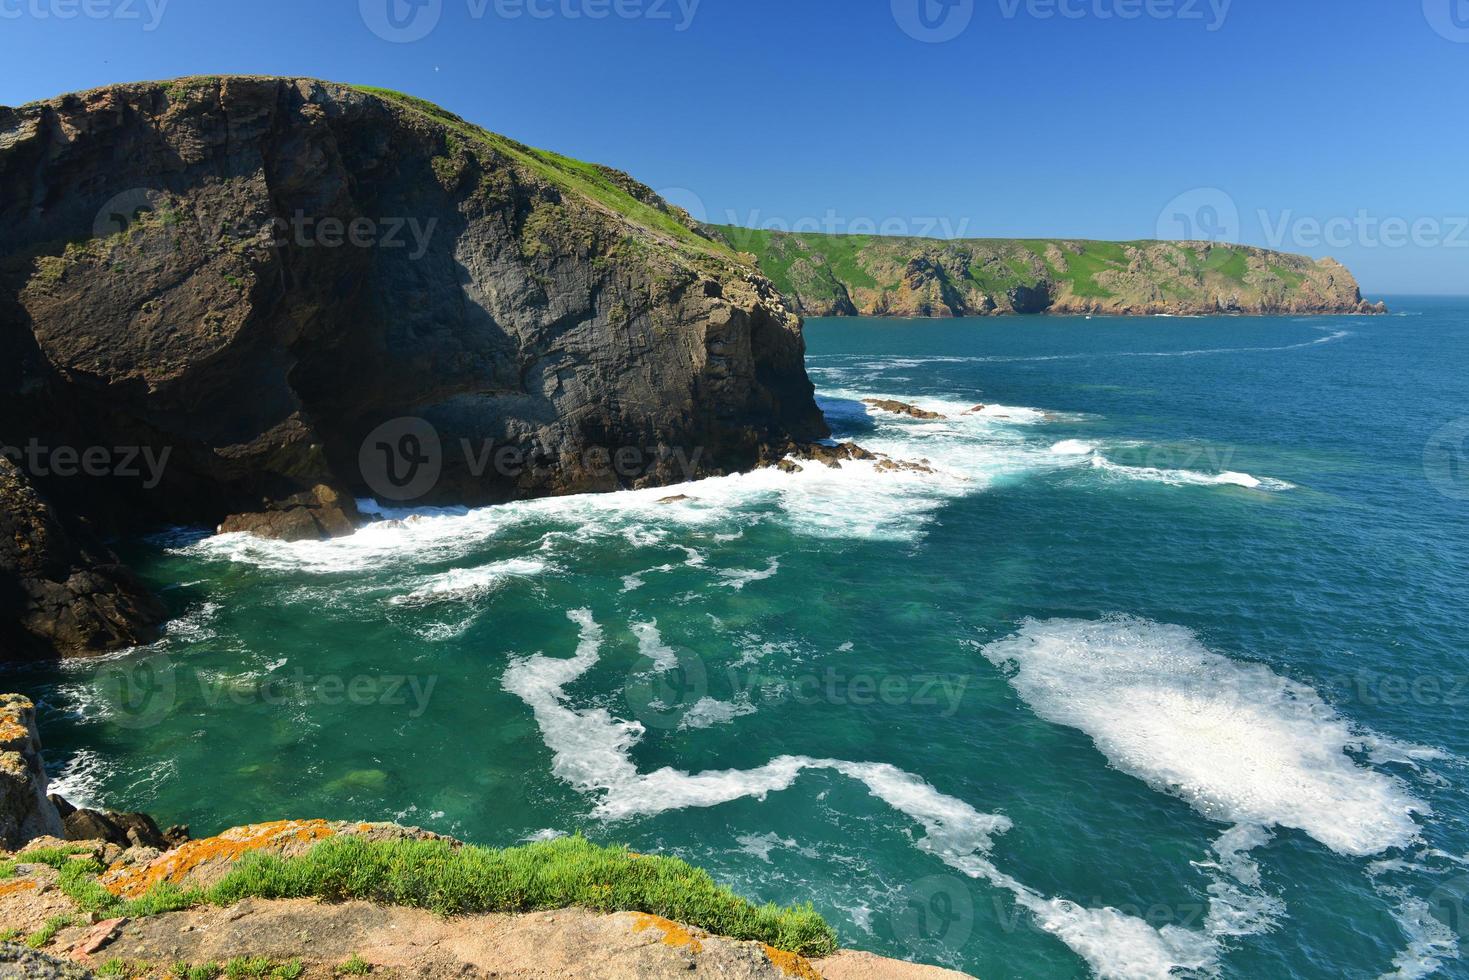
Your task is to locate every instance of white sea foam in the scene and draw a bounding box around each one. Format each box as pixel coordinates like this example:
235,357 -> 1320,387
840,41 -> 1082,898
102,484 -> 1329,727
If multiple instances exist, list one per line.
1050,440 -> 1097,455
980,617 -> 1426,857
631,620 -> 679,673
717,558 -> 780,591
504,609 -> 1234,980
1376,887 -> 1461,980
46,747 -> 109,809
388,558 -> 548,606
679,697 -> 758,730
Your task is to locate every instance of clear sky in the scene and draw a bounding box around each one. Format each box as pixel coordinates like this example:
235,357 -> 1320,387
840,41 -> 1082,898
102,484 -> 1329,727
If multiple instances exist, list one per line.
3,0 -> 1466,295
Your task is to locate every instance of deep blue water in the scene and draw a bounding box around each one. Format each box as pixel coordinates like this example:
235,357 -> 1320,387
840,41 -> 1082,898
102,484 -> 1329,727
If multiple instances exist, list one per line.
8,298 -> 1469,978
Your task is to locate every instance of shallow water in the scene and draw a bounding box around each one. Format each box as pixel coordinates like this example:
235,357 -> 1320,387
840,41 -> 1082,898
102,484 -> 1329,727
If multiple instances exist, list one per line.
9,300 -> 1469,979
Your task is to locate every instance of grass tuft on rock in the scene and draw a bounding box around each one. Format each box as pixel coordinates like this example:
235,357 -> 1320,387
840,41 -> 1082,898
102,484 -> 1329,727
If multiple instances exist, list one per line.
41,834 -> 836,958
207,835 -> 837,957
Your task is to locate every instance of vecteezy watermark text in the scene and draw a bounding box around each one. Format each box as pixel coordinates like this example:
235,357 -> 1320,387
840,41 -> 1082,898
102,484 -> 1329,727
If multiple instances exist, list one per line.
0,0 -> 168,30
1157,188 -> 1469,250
2,440 -> 170,489
97,653 -> 440,728
359,416 -> 706,502
360,0 -> 698,43
998,0 -> 1232,30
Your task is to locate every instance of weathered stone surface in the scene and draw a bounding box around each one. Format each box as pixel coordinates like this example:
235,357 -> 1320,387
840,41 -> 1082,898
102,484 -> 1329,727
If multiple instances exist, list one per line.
0,77 -> 826,660
0,694 -> 65,849
219,484 -> 361,541
0,942 -> 95,980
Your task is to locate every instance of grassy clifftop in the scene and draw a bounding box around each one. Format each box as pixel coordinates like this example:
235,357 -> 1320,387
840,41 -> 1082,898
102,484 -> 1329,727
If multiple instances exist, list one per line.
712,226 -> 1386,317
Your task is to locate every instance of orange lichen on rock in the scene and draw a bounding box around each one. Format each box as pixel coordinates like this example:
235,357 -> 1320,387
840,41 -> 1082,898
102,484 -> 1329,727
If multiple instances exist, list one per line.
101,819 -> 339,898
763,945 -> 823,979
0,879 -> 38,897
630,912 -> 705,953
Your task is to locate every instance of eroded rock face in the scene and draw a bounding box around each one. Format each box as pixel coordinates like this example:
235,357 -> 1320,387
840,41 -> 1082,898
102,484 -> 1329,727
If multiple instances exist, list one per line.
0,694 -> 66,849
0,77 -> 827,659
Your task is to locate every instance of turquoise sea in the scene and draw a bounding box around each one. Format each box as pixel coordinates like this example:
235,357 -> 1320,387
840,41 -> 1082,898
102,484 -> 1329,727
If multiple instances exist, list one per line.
8,299 -> 1469,979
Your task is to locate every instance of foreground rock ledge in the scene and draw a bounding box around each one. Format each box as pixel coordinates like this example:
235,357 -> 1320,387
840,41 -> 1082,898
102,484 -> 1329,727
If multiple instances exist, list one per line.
1,820 -> 974,979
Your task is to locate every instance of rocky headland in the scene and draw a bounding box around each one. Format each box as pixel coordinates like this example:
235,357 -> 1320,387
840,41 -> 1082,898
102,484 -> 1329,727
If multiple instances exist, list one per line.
715,227 -> 1388,318
0,76 -> 829,661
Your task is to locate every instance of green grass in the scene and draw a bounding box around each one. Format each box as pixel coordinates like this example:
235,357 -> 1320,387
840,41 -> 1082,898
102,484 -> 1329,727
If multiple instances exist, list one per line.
1202,246 -> 1249,280
350,87 -> 730,263
1053,242 -> 1128,298
223,957 -> 274,979
170,964 -> 222,980
24,914 -> 76,949
1269,263 -> 1305,288
337,955 -> 371,976
42,835 -> 836,959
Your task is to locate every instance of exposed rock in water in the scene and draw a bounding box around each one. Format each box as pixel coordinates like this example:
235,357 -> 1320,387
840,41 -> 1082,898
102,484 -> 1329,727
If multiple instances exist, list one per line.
862,398 -> 946,420
218,484 -> 360,541
0,695 -> 65,849
0,77 -> 827,660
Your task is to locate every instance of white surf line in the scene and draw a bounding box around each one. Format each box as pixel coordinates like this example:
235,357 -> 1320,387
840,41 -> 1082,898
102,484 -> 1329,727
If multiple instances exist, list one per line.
1084,453 -> 1295,492
806,327 -> 1351,366
503,609 -> 1229,980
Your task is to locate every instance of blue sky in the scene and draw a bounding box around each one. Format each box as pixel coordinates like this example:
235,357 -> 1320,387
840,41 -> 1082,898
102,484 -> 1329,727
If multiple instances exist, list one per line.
3,0 -> 1467,294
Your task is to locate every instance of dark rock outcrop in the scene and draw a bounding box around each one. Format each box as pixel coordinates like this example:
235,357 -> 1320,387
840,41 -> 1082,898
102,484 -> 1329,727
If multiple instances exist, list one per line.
0,460 -> 166,658
0,77 -> 827,659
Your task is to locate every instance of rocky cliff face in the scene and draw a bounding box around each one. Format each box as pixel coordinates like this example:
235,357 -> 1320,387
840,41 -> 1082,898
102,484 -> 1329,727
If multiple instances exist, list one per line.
0,77 -> 826,659
716,228 -> 1388,318
0,694 -> 65,849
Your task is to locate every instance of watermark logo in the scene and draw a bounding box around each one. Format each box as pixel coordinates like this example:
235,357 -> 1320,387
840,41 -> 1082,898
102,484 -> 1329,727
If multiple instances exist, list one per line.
360,0 -> 443,42
892,875 -> 975,955
1425,418 -> 1469,501
94,654 -> 177,730
360,417 -> 444,502
94,188 -> 166,240
1156,188 -> 1240,243
998,0 -> 1232,31
623,645 -> 711,731
1424,0 -> 1469,42
0,0 -> 169,30
1429,875 -> 1469,939
892,0 -> 975,42
2,439 -> 171,489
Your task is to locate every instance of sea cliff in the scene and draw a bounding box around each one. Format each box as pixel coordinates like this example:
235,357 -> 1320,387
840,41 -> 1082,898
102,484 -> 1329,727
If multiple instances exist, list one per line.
0,77 -> 827,660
